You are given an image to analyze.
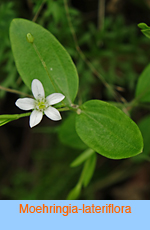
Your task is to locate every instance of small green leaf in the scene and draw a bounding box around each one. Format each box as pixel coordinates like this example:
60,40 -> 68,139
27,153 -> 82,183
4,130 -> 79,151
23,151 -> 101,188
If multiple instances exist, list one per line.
82,153 -> 97,187
141,30 -> 150,39
138,23 -> 150,39
135,63 -> 150,102
67,152 -> 96,199
0,113 -> 30,126
66,183 -> 81,200
76,100 -> 143,159
138,23 -> 149,30
70,148 -> 95,167
10,18 -> 79,106
58,113 -> 87,150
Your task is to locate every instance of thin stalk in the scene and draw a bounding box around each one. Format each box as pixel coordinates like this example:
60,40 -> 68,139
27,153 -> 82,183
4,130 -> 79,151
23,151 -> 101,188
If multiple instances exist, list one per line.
0,112 -> 31,120
98,0 -> 105,30
32,0 -> 46,22
85,161 -> 138,197
63,0 -> 126,103
17,112 -> 31,119
0,85 -> 33,98
58,107 -> 70,112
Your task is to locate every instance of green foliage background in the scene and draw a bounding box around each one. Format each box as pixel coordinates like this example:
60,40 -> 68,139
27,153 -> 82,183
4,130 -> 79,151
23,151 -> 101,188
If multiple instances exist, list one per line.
1,0 -> 150,199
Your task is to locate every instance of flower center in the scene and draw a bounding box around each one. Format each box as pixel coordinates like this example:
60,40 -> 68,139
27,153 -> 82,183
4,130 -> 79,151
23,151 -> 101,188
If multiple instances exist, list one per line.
38,101 -> 45,110
35,98 -> 48,111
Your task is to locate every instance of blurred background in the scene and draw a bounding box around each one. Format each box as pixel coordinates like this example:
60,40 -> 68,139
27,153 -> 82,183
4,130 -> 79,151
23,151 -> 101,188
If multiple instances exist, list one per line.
1,0 -> 150,199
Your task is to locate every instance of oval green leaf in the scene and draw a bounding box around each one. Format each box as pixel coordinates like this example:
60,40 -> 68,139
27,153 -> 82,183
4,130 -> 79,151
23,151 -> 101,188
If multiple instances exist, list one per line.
135,63 -> 150,102
9,18 -> 79,106
76,100 -> 143,159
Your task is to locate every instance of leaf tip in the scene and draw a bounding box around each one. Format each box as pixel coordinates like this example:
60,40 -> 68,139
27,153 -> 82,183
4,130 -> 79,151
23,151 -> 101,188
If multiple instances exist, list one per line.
138,23 -> 148,29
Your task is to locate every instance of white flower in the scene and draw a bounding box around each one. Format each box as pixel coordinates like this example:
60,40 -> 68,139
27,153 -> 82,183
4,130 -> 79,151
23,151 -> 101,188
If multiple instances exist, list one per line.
15,79 -> 65,128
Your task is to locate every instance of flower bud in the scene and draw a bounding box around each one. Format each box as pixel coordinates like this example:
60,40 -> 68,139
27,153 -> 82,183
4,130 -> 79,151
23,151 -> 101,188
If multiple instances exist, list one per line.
26,33 -> 34,43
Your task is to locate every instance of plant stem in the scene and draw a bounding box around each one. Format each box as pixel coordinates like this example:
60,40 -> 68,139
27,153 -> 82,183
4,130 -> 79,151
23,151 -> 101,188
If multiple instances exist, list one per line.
98,0 -> 105,30
0,85 -> 33,98
85,161 -> 138,197
32,0 -> 46,22
18,112 -> 31,118
58,107 -> 70,112
63,0 -> 126,103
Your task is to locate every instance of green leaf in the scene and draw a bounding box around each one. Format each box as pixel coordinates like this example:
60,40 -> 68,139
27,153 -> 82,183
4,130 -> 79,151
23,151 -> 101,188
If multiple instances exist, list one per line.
70,148 -> 95,167
9,18 -> 79,106
138,23 -> 150,39
138,23 -> 149,30
133,115 -> 150,162
82,153 -> 97,187
67,152 -> 96,199
76,100 -> 143,159
66,183 -> 81,200
58,113 -> 87,150
0,113 -> 30,126
135,63 -> 150,102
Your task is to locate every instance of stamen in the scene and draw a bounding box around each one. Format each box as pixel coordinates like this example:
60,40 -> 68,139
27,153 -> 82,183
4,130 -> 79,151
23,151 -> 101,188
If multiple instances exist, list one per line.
38,101 -> 45,110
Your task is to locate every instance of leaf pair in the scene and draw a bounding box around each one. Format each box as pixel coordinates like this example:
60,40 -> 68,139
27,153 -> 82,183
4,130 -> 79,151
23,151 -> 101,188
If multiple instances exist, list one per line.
7,18 -> 144,160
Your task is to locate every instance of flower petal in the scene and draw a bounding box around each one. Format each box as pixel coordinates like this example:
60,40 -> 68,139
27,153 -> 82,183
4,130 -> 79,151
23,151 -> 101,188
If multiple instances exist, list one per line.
31,79 -> 45,99
29,110 -> 43,128
44,107 -> 62,121
15,98 -> 35,111
46,93 -> 65,105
